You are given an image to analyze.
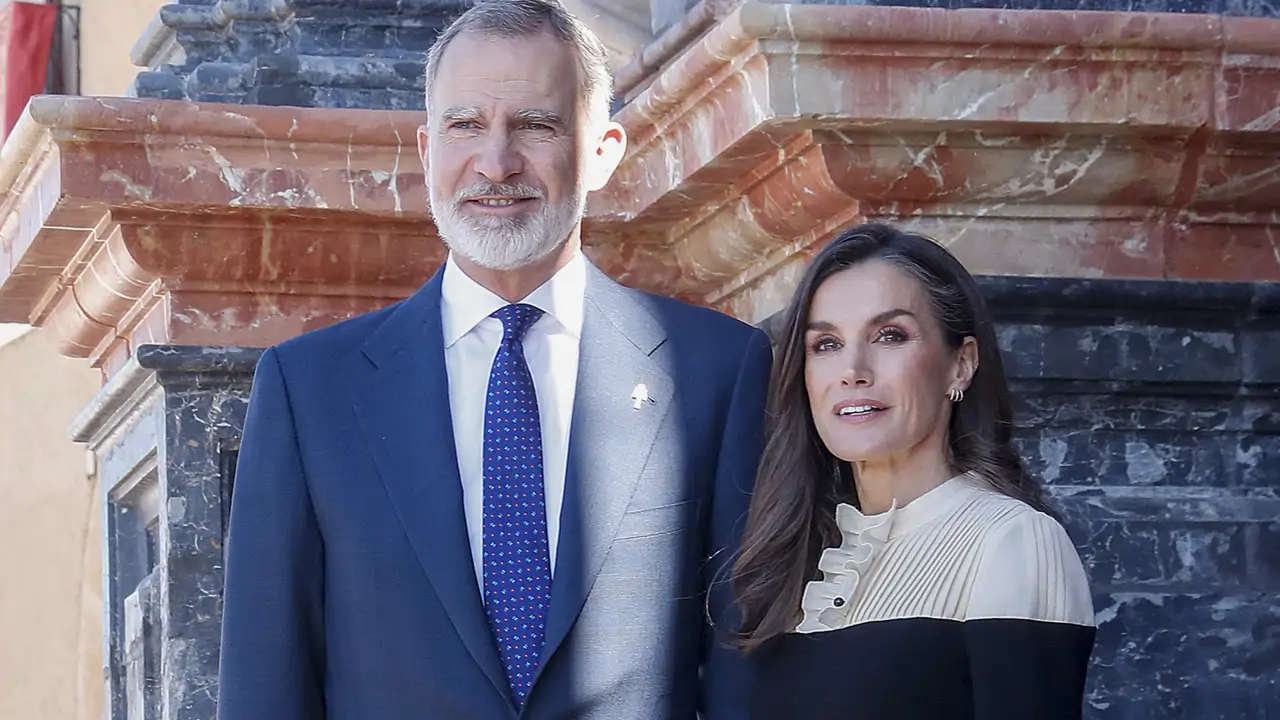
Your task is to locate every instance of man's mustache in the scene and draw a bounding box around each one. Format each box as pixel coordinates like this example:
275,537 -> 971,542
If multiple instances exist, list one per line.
454,182 -> 544,203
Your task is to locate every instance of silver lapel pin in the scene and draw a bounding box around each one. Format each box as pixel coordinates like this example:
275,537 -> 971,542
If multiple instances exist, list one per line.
630,382 -> 656,410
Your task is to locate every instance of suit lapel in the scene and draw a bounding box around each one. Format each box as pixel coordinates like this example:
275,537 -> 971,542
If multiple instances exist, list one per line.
351,271 -> 510,702
541,264 -> 673,666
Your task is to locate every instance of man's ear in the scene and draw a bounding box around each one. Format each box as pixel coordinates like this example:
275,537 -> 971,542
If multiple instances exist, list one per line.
416,123 -> 430,176
583,121 -> 627,193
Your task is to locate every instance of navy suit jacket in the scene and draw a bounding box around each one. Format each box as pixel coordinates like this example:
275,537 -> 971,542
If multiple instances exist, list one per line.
217,260 -> 773,719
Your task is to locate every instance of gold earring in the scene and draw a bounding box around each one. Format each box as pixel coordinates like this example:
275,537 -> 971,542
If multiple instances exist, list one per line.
949,388 -> 964,403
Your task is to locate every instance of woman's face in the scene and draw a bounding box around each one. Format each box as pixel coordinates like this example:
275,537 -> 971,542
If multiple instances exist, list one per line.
803,260 -> 976,467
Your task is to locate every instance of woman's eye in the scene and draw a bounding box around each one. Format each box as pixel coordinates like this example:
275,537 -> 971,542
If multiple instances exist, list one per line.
875,327 -> 908,343
810,336 -> 841,353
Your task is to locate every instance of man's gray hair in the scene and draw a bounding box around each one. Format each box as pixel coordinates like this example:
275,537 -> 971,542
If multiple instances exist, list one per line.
424,0 -> 614,122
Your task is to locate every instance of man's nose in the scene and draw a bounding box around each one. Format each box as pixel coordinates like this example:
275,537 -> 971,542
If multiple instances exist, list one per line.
472,132 -> 522,183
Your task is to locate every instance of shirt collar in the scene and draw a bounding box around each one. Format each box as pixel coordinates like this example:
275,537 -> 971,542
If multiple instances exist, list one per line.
440,250 -> 587,348
836,471 -> 982,541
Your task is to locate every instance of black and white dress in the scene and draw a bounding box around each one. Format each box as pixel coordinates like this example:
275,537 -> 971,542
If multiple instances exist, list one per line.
751,473 -> 1096,720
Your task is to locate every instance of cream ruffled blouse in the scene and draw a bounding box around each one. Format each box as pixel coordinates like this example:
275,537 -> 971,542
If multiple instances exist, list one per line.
795,472 -> 1095,634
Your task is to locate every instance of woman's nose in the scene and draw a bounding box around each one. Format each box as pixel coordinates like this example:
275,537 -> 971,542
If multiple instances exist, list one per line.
839,347 -> 873,387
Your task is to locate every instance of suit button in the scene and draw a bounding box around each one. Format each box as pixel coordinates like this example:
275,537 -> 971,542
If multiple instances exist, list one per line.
832,598 -> 845,607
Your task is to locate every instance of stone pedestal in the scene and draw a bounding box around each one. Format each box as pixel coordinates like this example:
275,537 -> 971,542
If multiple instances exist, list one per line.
1,3 -> 1278,719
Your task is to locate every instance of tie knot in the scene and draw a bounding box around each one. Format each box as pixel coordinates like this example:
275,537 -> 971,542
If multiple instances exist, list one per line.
491,303 -> 544,345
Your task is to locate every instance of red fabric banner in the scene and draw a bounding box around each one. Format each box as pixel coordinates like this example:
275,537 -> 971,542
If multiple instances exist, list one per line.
1,1 -> 57,141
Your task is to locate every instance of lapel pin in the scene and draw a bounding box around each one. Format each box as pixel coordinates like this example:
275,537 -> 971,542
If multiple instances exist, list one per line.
630,383 -> 656,410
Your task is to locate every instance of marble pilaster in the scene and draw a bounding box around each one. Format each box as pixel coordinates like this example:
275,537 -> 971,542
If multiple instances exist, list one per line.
69,346 -> 261,720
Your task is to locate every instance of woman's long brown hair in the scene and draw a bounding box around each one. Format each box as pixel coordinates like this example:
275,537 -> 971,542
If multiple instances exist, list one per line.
730,223 -> 1054,652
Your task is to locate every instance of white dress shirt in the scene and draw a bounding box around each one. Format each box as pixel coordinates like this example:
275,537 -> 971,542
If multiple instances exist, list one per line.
440,252 -> 585,595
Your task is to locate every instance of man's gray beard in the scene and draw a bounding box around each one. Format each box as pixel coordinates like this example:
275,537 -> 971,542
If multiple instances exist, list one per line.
430,185 -> 586,271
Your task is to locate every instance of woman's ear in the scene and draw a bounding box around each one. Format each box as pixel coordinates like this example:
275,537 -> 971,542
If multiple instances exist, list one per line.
952,336 -> 979,392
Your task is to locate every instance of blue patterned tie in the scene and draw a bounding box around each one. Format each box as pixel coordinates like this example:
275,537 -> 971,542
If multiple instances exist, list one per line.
482,303 -> 551,708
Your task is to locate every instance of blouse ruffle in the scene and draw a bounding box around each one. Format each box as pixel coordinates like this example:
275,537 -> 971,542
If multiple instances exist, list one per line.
795,501 -> 896,634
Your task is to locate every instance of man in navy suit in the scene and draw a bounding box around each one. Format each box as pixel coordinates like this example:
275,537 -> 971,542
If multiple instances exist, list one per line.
216,1 -> 772,718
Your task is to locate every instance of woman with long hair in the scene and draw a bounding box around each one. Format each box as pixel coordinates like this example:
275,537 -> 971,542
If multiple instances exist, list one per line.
733,223 -> 1095,719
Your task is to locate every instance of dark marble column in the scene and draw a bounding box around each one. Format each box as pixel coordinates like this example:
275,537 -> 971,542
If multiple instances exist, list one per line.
982,277 -> 1280,718
72,346 -> 263,720
132,0 -> 474,107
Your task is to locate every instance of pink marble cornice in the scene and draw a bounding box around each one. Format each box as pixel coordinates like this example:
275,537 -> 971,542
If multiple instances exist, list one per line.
0,95 -> 425,216
0,95 -> 437,370
589,3 -> 1280,321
